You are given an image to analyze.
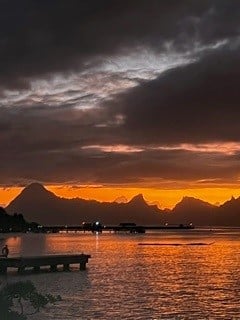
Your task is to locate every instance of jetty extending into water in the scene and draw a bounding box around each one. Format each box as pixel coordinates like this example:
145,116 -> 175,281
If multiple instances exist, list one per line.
37,223 -> 194,234
0,254 -> 91,274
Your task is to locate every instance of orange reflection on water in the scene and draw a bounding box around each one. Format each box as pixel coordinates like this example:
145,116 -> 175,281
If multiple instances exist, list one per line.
44,234 -> 88,254
137,240 -> 240,311
6,236 -> 22,255
3,231 -> 240,318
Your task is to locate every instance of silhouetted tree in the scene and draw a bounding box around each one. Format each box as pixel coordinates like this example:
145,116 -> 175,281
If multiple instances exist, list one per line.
0,280 -> 61,319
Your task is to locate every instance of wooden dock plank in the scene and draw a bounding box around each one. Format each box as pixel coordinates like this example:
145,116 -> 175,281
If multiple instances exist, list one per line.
0,254 -> 91,274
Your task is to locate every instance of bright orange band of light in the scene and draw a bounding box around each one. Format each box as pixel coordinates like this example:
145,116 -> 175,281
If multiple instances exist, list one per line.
1,185 -> 240,209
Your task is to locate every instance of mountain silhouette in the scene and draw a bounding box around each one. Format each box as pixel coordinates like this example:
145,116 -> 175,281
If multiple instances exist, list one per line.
14,183 -> 58,203
6,183 -> 60,224
173,196 -> 215,211
128,194 -> 148,206
220,196 -> 240,210
170,197 -> 217,225
114,196 -> 128,204
0,206 -> 37,232
217,196 -> 240,225
5,184 -> 240,226
6,184 -> 164,225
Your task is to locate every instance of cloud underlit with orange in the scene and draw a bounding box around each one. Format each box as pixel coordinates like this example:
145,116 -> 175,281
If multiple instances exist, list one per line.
0,1 -> 240,209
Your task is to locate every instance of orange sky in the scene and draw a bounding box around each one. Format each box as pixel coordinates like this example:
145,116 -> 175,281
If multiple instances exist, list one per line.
1,185 -> 240,209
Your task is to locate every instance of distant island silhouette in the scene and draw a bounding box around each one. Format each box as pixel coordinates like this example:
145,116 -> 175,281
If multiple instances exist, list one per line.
0,206 -> 38,232
4,183 -> 240,226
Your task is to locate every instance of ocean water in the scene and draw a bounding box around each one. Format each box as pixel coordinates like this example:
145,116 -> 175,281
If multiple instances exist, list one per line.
1,228 -> 240,319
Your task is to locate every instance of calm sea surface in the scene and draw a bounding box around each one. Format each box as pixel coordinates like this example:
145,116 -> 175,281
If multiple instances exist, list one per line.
1,228 -> 240,319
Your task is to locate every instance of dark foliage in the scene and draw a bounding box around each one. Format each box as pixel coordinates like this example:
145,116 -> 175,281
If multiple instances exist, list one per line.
0,280 -> 61,319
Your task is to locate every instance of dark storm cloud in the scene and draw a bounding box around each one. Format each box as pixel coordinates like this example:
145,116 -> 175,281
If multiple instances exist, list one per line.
1,41 -> 240,186
0,0 -> 240,91
1,105 -> 239,185
1,0 -> 240,186
105,45 -> 240,144
0,103 -> 125,185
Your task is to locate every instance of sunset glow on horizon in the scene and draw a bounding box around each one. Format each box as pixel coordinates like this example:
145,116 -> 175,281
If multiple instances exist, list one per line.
1,185 -> 240,210
0,1 -> 240,222
2,1 -> 240,319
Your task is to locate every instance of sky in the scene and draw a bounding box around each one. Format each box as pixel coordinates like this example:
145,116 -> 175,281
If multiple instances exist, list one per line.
1,0 -> 240,208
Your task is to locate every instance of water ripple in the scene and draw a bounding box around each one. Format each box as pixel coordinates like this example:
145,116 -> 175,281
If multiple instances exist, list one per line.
3,229 -> 240,319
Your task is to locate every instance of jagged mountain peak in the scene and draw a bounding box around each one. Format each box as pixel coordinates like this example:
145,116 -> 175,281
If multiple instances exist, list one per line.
8,183 -> 57,206
220,195 -> 240,209
6,184 -> 240,226
129,194 -> 147,205
23,183 -> 47,193
173,196 -> 215,211
6,188 -> 163,225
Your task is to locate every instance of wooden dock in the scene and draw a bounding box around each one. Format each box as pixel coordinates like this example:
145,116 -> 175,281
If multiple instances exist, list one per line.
0,254 -> 91,274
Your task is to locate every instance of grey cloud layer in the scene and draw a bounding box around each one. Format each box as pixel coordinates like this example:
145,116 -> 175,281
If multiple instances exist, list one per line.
1,1 -> 240,186
0,0 -> 239,91
106,45 -> 240,144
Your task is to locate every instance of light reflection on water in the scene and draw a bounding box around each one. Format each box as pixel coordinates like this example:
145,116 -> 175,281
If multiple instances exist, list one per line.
1,228 -> 240,319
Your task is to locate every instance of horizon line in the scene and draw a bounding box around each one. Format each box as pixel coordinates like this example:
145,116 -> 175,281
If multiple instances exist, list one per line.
1,183 -> 240,210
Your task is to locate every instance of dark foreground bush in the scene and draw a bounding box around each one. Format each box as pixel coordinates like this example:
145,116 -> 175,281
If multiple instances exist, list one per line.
0,280 -> 61,319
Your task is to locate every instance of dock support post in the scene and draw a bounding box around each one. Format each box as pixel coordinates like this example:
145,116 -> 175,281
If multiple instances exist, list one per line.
63,264 -> 70,271
80,262 -> 86,270
50,265 -> 57,272
0,254 -> 90,274
18,266 -> 25,273
0,266 -> 7,274
33,266 -> 40,272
